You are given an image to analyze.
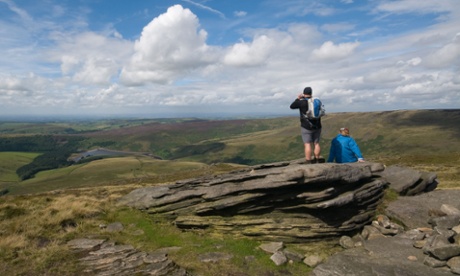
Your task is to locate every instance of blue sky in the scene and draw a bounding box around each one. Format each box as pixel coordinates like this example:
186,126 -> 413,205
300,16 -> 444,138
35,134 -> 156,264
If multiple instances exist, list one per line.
1,0 -> 459,118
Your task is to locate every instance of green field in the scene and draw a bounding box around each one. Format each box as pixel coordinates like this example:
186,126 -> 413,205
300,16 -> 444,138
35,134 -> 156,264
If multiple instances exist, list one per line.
0,152 -> 40,183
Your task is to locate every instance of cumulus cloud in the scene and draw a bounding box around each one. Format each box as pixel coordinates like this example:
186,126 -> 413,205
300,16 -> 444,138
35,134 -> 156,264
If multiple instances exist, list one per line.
120,5 -> 218,85
312,41 -> 360,61
223,35 -> 274,67
49,32 -> 132,85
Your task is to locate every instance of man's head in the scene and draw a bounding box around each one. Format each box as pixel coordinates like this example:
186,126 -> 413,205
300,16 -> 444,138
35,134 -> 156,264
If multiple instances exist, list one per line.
303,87 -> 312,96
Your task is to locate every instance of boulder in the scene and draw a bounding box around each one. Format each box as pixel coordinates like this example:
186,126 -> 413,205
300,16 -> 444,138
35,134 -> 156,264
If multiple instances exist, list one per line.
386,190 -> 460,229
378,165 -> 438,196
118,161 -> 387,242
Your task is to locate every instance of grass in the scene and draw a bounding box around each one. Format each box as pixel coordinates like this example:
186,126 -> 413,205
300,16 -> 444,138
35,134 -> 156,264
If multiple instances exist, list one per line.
0,187 -> 317,276
0,152 -> 40,183
2,155 -> 245,196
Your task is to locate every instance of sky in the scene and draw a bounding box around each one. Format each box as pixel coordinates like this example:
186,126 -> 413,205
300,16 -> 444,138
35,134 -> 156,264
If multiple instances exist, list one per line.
1,0 -> 459,118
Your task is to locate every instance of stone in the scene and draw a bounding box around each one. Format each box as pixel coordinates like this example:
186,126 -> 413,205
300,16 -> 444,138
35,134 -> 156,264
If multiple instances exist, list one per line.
430,215 -> 460,230
441,204 -> 460,216
282,249 -> 304,262
67,238 -> 105,251
453,225 -> 460,235
312,237 -> 453,276
376,214 -> 391,228
428,244 -> 460,261
397,229 -> 425,241
362,225 -> 386,240
270,251 -> 288,266
377,165 -> 421,195
118,161 -> 388,242
198,252 -> 233,263
386,190 -> 460,229
303,255 -> 323,267
447,256 -> 460,274
339,236 -> 355,249
105,222 -> 124,232
259,242 -> 284,254
67,239 -> 189,275
424,256 -> 447,268
413,240 -> 426,249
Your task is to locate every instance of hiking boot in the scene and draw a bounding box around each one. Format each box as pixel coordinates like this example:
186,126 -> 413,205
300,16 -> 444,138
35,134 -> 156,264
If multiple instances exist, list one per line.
313,157 -> 325,163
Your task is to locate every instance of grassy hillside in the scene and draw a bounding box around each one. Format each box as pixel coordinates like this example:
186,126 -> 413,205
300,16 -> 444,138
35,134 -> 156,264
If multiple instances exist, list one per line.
1,156 -> 245,196
0,152 -> 40,183
0,109 -> 459,275
1,109 -> 459,194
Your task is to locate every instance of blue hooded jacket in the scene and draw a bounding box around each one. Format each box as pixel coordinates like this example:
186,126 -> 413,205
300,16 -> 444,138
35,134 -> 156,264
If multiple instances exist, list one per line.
327,134 -> 363,163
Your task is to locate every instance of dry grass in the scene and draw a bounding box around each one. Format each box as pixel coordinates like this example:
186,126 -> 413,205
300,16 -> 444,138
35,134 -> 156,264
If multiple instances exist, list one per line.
0,187 -> 122,275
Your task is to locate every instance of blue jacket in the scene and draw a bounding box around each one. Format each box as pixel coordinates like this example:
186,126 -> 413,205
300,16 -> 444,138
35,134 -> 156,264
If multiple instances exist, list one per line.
327,134 -> 363,163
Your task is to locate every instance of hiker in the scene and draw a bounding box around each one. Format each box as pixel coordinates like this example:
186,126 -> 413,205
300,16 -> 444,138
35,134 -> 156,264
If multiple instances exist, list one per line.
290,87 -> 324,164
327,127 -> 365,163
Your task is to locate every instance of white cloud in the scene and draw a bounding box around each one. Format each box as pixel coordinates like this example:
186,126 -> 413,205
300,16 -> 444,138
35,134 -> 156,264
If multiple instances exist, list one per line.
376,0 -> 456,14
120,5 -> 218,86
312,41 -> 360,61
223,35 -> 273,67
49,31 -> 132,85
423,32 -> 460,68
234,11 -> 247,17
1,1 -> 460,116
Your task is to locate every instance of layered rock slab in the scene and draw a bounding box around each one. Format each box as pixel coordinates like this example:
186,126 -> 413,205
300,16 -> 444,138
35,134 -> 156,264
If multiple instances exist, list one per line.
118,161 -> 387,242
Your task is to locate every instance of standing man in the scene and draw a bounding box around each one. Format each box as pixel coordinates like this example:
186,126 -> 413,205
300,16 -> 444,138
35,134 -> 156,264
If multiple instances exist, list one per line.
290,87 -> 324,164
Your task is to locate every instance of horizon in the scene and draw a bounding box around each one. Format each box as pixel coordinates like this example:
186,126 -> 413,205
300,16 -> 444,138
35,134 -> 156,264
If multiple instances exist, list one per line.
1,0 -> 459,117
1,108 -> 458,122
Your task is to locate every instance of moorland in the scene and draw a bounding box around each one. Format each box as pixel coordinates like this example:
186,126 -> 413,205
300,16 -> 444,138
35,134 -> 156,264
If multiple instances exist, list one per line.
0,109 -> 459,275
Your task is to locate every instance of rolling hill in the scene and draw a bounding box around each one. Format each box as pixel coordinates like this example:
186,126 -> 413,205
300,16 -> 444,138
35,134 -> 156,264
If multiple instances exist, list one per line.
1,109 -> 459,195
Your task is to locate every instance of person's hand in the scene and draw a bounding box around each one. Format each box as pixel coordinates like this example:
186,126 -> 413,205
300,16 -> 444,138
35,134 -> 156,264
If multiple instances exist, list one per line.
358,158 -> 365,162
297,94 -> 303,100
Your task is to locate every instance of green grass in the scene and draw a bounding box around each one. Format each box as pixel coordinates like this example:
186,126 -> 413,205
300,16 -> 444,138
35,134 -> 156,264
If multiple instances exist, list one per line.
0,152 -> 40,182
2,155 -> 245,196
105,206 -> 313,276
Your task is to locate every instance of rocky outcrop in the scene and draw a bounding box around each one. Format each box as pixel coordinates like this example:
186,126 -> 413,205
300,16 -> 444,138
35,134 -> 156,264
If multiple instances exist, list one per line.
386,189 -> 460,229
312,191 -> 460,275
67,238 -> 189,276
118,160 -> 387,242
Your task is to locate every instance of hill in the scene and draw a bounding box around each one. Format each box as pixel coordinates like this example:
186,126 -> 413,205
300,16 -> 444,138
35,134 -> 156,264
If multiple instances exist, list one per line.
0,109 -> 459,275
1,109 -> 459,195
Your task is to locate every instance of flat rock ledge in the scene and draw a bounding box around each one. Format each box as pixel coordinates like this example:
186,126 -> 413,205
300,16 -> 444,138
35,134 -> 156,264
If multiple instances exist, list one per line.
67,238 -> 189,276
118,160 -> 388,242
